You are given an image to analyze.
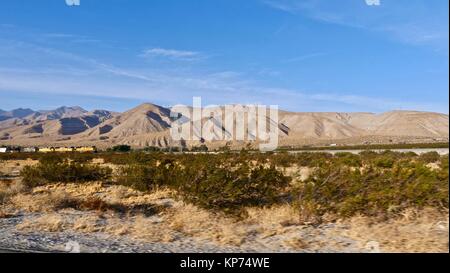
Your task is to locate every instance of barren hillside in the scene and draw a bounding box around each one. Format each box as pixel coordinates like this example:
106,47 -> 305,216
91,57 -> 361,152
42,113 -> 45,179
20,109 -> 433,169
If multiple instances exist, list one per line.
0,103 -> 448,148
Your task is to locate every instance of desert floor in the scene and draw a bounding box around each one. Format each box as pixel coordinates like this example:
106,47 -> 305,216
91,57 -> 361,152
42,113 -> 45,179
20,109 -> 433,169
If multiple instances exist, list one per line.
0,159 -> 448,253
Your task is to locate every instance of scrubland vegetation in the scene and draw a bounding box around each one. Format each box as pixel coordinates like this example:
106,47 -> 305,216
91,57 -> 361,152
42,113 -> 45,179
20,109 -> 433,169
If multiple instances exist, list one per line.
21,154 -> 112,188
9,150 -> 448,221
278,142 -> 449,151
0,149 -> 447,252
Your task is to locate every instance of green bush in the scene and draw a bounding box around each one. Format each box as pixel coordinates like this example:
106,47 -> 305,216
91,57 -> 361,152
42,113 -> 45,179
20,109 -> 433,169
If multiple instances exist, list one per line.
67,152 -> 96,163
191,145 -> 209,152
440,155 -> 449,169
295,152 -> 332,167
176,162 -> 291,213
115,155 -> 291,213
21,159 -> 112,187
116,159 -> 179,191
334,152 -> 362,167
271,151 -> 293,167
419,151 -> 441,163
296,161 -> 449,218
109,145 -> 132,153
373,156 -> 395,168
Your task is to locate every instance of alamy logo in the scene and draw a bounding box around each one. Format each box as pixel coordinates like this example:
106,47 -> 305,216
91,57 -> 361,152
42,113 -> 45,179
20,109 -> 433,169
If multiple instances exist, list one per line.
65,241 -> 81,253
65,0 -> 80,6
365,0 -> 381,6
170,97 -> 280,151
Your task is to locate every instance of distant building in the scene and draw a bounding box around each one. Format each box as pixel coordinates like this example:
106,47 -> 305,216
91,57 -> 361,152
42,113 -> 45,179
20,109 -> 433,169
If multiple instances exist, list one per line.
0,147 -> 20,153
75,146 -> 97,153
54,147 -> 75,152
37,146 -> 97,153
39,147 -> 56,153
23,147 -> 38,153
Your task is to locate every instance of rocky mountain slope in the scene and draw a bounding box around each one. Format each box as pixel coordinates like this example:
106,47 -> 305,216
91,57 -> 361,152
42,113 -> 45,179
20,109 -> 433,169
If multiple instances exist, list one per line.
0,103 -> 448,148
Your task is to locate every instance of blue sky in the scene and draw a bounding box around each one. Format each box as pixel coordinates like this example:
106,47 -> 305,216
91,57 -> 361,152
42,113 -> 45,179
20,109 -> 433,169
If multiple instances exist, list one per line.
0,0 -> 448,113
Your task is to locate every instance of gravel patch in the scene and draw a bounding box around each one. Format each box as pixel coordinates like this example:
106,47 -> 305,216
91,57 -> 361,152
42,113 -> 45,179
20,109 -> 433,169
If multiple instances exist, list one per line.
0,213 -> 363,253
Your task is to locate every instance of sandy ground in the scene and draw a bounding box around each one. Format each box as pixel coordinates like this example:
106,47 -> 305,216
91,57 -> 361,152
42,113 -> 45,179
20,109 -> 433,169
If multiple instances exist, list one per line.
0,160 -> 448,253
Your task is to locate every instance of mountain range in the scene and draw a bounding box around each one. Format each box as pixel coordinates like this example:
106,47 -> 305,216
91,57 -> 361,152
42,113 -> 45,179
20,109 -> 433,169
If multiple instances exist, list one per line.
0,104 -> 448,149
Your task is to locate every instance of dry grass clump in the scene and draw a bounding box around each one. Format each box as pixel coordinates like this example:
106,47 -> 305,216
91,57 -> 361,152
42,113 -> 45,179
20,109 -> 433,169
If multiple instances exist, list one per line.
243,205 -> 309,246
17,213 -> 103,234
125,215 -> 177,243
328,208 -> 449,253
72,214 -> 105,233
10,189 -> 162,217
245,205 -> 300,228
11,190 -> 77,212
17,213 -> 68,232
283,237 -> 307,249
166,203 -> 248,246
0,180 -> 27,204
37,182 -> 175,208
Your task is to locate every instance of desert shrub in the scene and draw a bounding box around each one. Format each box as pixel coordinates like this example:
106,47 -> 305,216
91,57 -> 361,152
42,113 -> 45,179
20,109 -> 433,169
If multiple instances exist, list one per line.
126,152 -> 157,164
359,151 -> 401,168
109,145 -> 132,153
115,154 -> 291,213
296,162 -> 449,219
404,151 -> 419,158
418,151 -> 441,163
359,150 -> 379,158
0,152 -> 42,161
373,156 -> 396,168
143,146 -> 162,152
116,159 -> 179,191
67,152 -> 96,163
191,145 -> 209,152
334,152 -> 362,167
175,162 -> 291,213
271,152 -> 294,167
295,152 -> 332,167
116,164 -> 154,191
379,150 -> 403,158
440,155 -> 449,170
100,152 -> 131,165
37,153 -> 64,165
21,159 -> 112,187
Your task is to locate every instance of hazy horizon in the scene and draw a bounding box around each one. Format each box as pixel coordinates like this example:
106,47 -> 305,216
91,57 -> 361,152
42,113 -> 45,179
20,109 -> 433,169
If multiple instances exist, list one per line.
1,101 -> 449,115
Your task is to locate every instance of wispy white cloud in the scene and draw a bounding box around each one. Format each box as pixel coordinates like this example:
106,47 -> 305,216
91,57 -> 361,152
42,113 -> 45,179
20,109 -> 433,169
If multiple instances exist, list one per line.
0,61 -> 445,113
141,48 -> 203,61
42,33 -> 79,39
263,0 -> 299,14
283,52 -> 327,63
42,33 -> 101,44
263,0 -> 449,52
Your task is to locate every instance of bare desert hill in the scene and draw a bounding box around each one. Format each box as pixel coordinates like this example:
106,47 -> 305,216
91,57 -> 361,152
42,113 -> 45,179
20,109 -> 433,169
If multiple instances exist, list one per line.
0,103 -> 448,148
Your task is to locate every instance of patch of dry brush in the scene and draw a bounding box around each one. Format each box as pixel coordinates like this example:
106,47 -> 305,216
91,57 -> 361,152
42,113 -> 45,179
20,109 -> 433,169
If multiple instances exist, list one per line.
1,151 -> 448,252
